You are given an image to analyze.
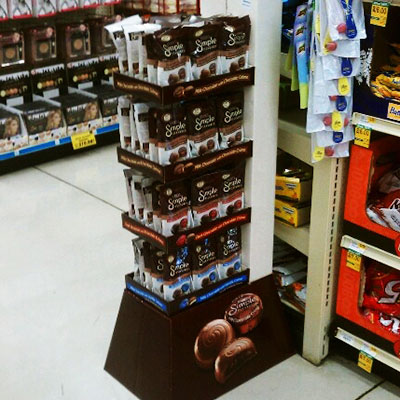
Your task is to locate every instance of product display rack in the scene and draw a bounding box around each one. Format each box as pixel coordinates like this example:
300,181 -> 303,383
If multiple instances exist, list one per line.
0,124 -> 119,175
352,112 -> 400,138
276,109 -> 348,365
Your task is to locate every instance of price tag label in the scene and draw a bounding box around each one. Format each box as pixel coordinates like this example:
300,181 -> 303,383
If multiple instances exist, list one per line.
371,1 -> 390,27
358,351 -> 374,373
71,131 -> 96,150
354,125 -> 371,148
348,239 -> 366,255
346,250 -> 362,272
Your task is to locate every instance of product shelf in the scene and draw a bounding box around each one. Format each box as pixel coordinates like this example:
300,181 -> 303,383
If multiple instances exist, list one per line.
278,110 -> 312,166
363,0 -> 400,6
0,123 -> 119,175
274,220 -> 310,257
352,112 -> 400,138
281,298 -> 305,315
335,327 -> 400,373
341,235 -> 400,272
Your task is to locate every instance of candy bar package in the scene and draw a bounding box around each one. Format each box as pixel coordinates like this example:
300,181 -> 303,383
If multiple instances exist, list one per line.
131,174 -> 146,222
153,27 -> 191,86
131,238 -> 143,283
0,31 -> 24,68
220,16 -> 251,74
220,163 -> 245,216
124,169 -> 136,218
159,180 -> 191,236
58,23 -> 91,61
362,261 -> 400,318
364,309 -> 400,336
152,181 -> 163,233
148,107 -> 159,162
217,227 -> 242,280
187,100 -> 219,157
0,108 -> 27,154
191,171 -> 221,227
143,243 -> 166,296
134,103 -> 150,157
9,0 -> 32,18
26,26 -> 57,64
142,177 -> 155,227
162,246 -> 192,301
191,237 -> 219,291
156,104 -> 190,166
14,100 -> 65,144
216,91 -> 244,149
187,24 -> 221,80
130,102 -> 140,153
145,34 -> 158,84
118,96 -> 132,151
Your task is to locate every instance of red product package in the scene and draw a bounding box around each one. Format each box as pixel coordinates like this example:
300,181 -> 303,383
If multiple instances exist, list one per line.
362,261 -> 400,317
363,308 -> 400,336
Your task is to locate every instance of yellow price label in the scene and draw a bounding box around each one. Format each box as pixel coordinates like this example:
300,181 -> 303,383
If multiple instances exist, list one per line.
358,351 -> 373,373
371,1 -> 390,27
346,250 -> 362,272
71,131 -> 96,150
354,125 -> 371,148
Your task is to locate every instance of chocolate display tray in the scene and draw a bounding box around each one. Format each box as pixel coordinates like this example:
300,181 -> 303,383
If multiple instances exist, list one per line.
125,269 -> 250,316
117,141 -> 253,183
121,207 -> 251,252
113,67 -> 255,105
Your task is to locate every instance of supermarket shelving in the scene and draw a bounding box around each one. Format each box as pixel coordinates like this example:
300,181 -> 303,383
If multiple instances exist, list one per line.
276,109 -> 348,365
352,112 -> 400,138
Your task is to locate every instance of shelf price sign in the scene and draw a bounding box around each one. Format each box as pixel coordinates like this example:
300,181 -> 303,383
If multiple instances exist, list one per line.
371,1 -> 390,27
346,250 -> 362,272
354,125 -> 371,148
358,351 -> 374,373
71,131 -> 96,150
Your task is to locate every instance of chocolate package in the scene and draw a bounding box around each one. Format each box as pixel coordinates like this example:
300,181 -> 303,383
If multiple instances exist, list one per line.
191,237 -> 219,291
33,0 -> 57,17
153,28 -> 191,86
134,103 -> 150,157
187,100 -> 219,157
159,180 -> 191,236
58,23 -> 91,61
131,238 -> 142,283
14,100 -> 65,144
143,243 -> 166,296
220,16 -> 251,74
191,171 -> 221,227
162,246 -> 192,301
130,102 -> 140,153
217,227 -> 242,280
187,24 -> 221,80
148,107 -> 159,162
124,169 -> 136,218
216,91 -> 244,149
0,108 -> 27,153
156,104 -> 190,166
220,163 -> 245,216
118,96 -> 132,151
9,0 -> 32,18
142,177 -> 155,227
0,0 -> 8,20
0,31 -> 24,68
145,34 -> 158,84
26,26 -> 57,64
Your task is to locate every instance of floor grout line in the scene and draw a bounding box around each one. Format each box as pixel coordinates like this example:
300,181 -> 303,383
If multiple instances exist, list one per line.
354,380 -> 385,400
34,166 -> 124,212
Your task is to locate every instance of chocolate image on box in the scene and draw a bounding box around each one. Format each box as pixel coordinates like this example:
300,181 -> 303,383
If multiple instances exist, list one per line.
85,85 -> 123,117
194,319 -> 235,369
191,171 -> 221,227
0,31 -> 24,67
14,100 -> 63,136
27,26 -> 56,63
220,163 -> 245,217
162,245 -> 192,302
159,180 -> 191,237
187,100 -> 219,157
214,337 -> 257,384
217,227 -> 242,280
0,109 -> 21,139
191,237 -> 218,291
53,93 -> 99,126
187,23 -> 221,80
224,293 -> 263,335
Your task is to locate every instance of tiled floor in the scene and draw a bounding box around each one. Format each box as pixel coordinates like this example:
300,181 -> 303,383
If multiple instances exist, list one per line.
1,144 -> 399,400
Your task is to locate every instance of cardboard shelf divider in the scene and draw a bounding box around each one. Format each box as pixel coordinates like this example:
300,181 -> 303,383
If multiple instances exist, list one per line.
117,141 -> 253,183
113,67 -> 255,105
122,207 -> 251,252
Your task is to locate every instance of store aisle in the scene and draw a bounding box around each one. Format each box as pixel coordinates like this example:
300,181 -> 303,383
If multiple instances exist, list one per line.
1,145 -> 399,400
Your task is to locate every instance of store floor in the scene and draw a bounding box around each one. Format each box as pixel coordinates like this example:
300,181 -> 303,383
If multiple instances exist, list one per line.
1,144 -> 400,400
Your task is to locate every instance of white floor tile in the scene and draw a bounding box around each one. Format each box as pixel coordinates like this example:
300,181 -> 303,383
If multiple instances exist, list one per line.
0,168 -> 136,400
219,354 -> 382,400
36,145 -> 127,211
362,381 -> 400,400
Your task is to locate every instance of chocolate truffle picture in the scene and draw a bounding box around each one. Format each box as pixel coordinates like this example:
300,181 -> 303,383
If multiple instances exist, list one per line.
224,293 -> 263,335
194,319 -> 235,369
214,337 -> 257,384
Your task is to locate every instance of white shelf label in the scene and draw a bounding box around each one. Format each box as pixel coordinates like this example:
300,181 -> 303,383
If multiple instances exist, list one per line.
348,239 -> 366,255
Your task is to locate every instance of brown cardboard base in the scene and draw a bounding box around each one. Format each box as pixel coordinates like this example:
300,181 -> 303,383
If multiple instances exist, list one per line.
104,275 -> 294,400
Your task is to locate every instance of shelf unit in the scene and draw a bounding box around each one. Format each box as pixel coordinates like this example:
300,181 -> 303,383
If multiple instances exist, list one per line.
276,109 -> 348,365
352,112 -> 400,138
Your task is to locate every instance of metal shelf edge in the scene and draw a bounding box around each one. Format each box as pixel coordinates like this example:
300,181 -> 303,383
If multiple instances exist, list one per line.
352,112 -> 400,137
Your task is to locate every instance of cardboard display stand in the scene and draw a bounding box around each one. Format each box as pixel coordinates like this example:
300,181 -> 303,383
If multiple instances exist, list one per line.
105,275 -> 294,400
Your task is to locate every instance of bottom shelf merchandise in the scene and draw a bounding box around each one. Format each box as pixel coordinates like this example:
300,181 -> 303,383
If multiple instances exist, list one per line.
273,236 -> 307,314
